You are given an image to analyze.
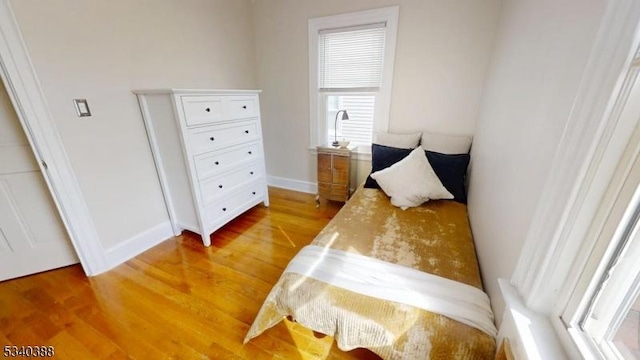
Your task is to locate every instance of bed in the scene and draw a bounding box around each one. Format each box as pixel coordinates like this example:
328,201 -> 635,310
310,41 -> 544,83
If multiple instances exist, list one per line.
244,133 -> 497,359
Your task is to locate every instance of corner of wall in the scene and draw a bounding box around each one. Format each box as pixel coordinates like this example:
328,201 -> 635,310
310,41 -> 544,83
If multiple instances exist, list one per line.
267,175 -> 317,194
103,221 -> 174,271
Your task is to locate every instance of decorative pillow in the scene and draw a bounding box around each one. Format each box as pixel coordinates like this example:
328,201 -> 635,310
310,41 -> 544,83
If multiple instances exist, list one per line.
364,144 -> 413,188
426,150 -> 471,203
370,147 -> 453,210
421,132 -> 473,154
373,131 -> 422,149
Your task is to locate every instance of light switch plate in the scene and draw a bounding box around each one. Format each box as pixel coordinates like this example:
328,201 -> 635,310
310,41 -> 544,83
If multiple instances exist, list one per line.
73,99 -> 91,117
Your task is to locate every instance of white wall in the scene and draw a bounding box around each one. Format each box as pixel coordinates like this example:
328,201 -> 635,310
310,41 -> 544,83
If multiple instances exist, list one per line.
467,0 -> 607,323
10,0 -> 257,250
252,0 -> 502,186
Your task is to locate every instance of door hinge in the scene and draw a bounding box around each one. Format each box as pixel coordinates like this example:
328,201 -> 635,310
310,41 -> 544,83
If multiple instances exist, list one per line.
41,160 -> 48,170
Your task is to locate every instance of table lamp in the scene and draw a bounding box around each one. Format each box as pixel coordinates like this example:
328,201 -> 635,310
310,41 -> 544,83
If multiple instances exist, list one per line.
332,109 -> 349,147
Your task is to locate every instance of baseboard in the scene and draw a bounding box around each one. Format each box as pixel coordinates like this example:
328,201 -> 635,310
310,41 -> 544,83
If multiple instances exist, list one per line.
267,175 -> 317,194
104,221 -> 174,269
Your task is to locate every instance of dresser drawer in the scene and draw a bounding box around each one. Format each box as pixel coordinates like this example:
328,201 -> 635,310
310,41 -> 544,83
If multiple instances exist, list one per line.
181,95 -> 258,126
227,97 -> 258,120
200,162 -> 263,205
186,120 -> 259,155
182,96 -> 225,126
193,142 -> 262,181
203,182 -> 264,224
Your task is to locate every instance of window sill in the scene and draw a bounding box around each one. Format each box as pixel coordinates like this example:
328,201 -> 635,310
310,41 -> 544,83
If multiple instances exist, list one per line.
498,279 -> 576,360
308,145 -> 372,161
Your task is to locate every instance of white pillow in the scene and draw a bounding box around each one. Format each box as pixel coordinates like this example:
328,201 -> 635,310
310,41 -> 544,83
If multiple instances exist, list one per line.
421,132 -> 472,154
370,147 -> 453,209
373,131 -> 422,149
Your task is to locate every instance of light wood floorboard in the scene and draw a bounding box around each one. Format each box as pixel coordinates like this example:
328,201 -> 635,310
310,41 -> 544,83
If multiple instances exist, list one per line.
0,187 -> 381,359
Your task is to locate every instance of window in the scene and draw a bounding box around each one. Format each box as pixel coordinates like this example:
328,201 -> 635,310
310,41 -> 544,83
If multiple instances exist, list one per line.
560,51 -> 640,359
495,3 -> 640,359
568,185 -> 640,359
565,167 -> 640,359
326,94 -> 375,146
308,6 -> 399,154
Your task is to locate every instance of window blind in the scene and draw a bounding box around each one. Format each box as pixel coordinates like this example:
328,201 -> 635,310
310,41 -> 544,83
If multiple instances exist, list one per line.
338,95 -> 374,145
327,95 -> 375,146
319,23 -> 386,90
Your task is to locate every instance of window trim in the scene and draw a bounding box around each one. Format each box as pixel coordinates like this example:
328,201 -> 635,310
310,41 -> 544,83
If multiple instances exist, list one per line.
308,6 -> 399,152
511,3 -> 640,312
500,0 -> 640,358
560,124 -> 640,358
559,62 -> 640,323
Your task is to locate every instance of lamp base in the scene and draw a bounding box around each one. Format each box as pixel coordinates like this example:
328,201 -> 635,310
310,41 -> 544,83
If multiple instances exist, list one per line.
331,141 -> 339,147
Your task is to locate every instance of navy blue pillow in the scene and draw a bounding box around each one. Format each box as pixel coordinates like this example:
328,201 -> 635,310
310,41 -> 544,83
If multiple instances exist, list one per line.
425,150 -> 470,203
364,144 -> 412,188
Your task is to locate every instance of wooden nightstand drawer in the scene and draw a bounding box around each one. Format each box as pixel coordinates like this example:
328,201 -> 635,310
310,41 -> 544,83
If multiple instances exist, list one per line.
331,155 -> 349,185
318,182 -> 348,199
317,153 -> 333,183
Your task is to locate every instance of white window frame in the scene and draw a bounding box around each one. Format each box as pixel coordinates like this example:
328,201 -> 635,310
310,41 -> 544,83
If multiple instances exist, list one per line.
499,0 -> 640,358
562,118 -> 640,359
308,6 -> 399,157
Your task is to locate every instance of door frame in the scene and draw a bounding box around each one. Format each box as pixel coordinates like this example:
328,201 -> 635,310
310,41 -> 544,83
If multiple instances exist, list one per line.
0,1 -> 106,275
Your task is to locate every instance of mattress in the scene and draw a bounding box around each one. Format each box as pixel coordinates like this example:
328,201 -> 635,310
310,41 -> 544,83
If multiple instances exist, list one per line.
244,187 -> 496,359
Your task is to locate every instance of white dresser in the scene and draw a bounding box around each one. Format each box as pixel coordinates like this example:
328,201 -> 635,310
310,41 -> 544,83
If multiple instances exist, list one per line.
135,89 -> 269,246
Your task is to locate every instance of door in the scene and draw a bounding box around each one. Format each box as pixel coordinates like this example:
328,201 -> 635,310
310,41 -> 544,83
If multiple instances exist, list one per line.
0,81 -> 77,281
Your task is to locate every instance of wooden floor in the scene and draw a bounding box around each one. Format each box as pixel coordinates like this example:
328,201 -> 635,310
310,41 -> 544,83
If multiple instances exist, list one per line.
0,187 -> 382,359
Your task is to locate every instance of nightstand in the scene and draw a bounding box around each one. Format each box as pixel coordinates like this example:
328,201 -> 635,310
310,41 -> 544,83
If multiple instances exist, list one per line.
316,145 -> 351,207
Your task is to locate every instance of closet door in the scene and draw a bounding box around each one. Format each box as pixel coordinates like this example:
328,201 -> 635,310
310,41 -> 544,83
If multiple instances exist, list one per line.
0,82 -> 77,281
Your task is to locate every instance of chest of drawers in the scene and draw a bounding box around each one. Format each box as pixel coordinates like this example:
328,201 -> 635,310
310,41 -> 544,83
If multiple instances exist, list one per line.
316,145 -> 351,206
135,89 -> 269,246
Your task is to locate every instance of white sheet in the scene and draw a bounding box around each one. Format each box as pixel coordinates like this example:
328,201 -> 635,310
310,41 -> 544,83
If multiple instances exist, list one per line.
284,245 -> 497,337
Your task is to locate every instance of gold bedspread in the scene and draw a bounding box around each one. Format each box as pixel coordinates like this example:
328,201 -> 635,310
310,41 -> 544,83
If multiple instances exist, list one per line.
244,188 -> 496,359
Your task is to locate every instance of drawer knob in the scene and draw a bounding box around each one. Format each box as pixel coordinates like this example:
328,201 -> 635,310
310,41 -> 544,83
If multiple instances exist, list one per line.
244,130 -> 249,134
250,171 -> 254,175
242,105 -> 247,109
209,137 -> 215,141
218,184 -> 223,189
248,151 -> 252,155
222,207 -> 227,212
214,161 -> 219,165
252,191 -> 256,195
205,108 -> 211,112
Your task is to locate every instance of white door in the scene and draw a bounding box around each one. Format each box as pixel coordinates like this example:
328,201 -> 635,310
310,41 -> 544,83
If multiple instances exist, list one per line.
0,81 -> 78,281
